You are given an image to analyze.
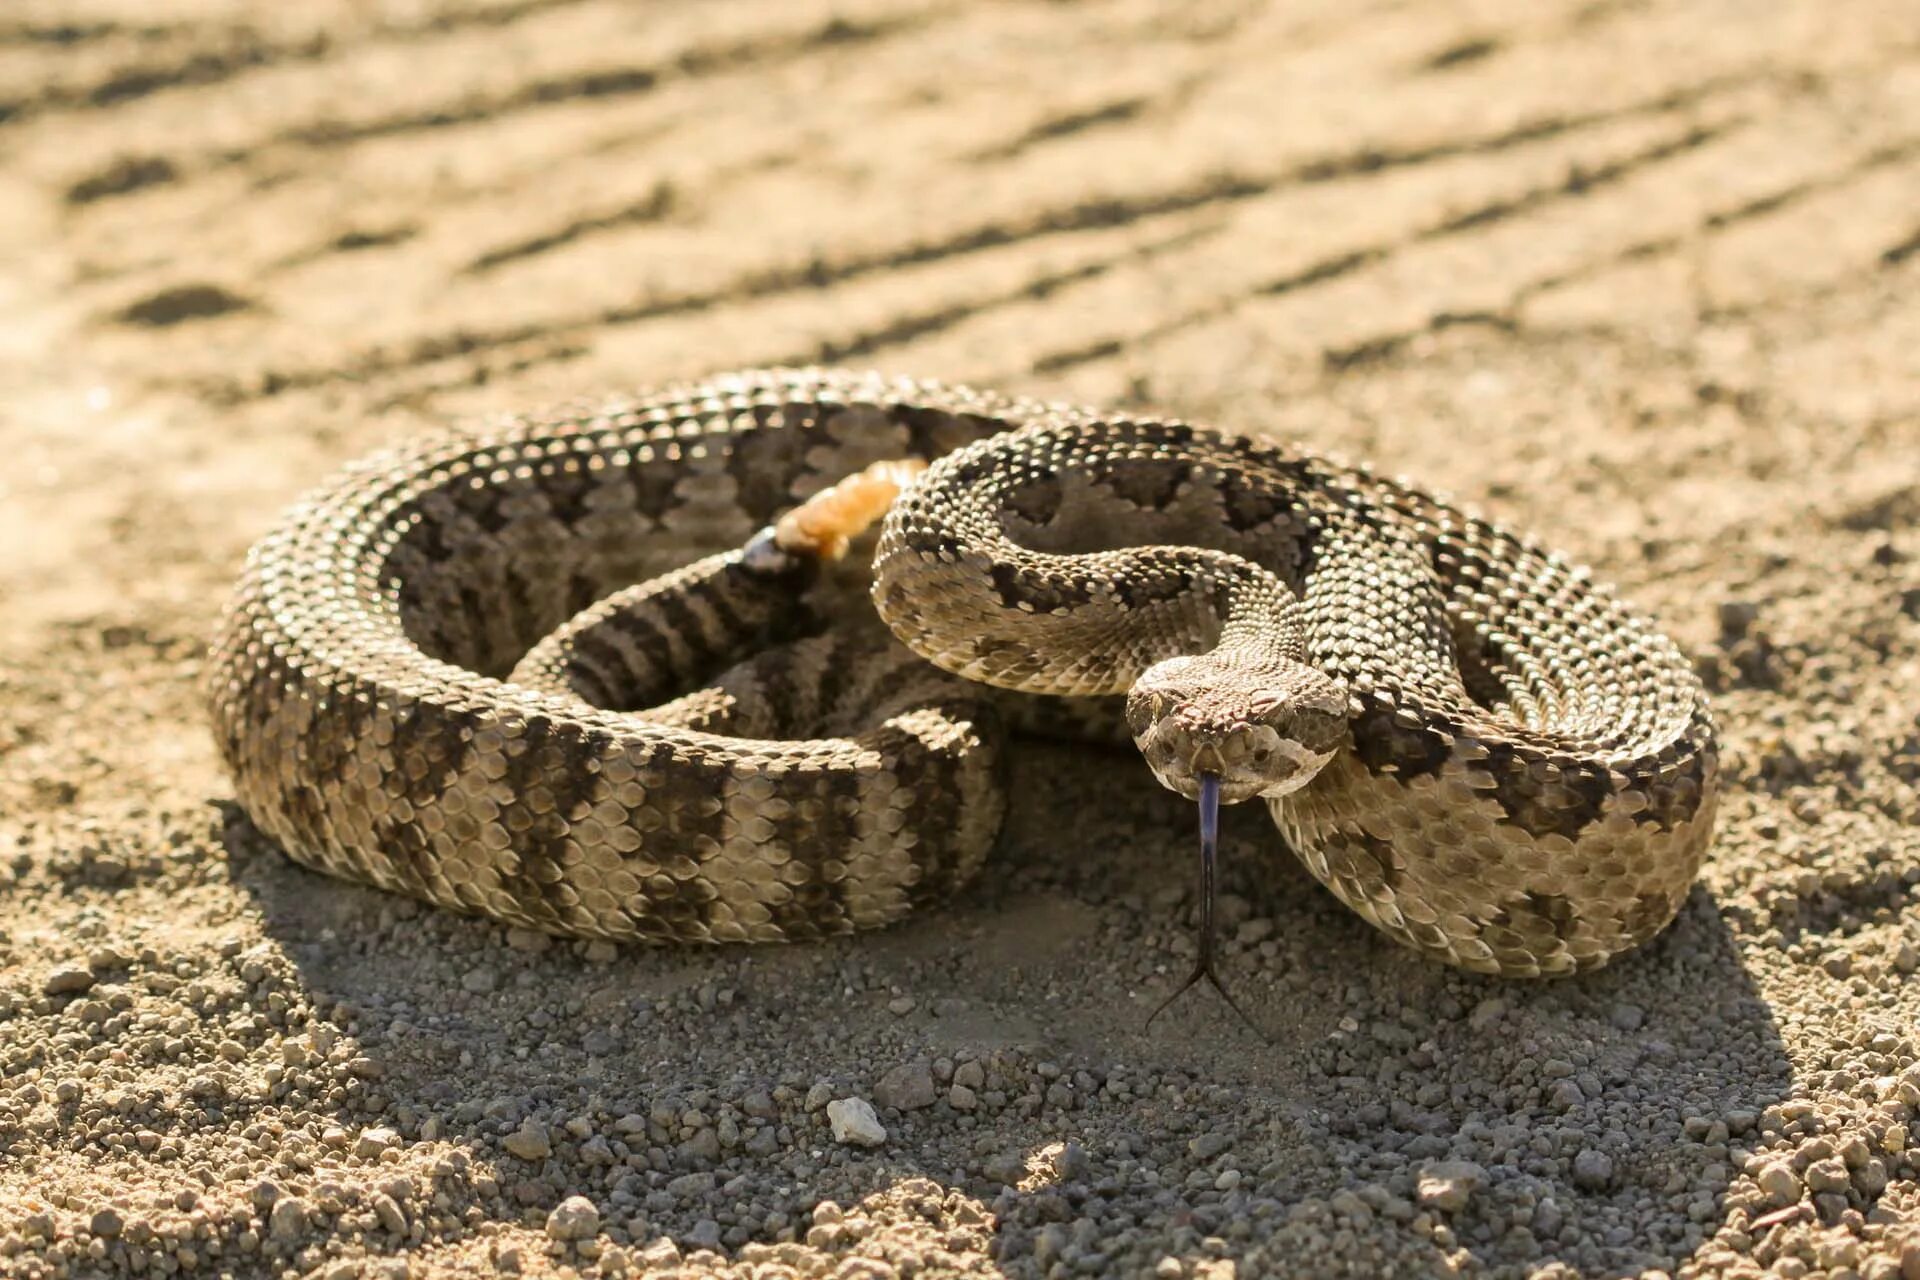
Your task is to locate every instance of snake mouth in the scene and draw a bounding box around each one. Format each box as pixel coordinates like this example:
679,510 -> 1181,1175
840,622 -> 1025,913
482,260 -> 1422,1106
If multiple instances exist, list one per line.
1140,736 -> 1338,807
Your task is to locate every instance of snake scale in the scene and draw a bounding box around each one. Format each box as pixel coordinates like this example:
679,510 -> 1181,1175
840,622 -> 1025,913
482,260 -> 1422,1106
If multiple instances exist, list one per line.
209,367 -> 1718,980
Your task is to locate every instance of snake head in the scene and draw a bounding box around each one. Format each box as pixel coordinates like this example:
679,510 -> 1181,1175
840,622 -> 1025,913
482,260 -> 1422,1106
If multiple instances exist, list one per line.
1127,655 -> 1349,805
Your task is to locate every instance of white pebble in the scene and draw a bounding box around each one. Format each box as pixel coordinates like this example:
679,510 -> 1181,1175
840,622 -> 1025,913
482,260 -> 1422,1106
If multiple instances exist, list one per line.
826,1097 -> 887,1147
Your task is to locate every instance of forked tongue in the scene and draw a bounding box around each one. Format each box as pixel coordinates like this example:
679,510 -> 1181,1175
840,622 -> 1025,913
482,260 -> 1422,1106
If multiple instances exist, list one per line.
1144,773 -> 1267,1039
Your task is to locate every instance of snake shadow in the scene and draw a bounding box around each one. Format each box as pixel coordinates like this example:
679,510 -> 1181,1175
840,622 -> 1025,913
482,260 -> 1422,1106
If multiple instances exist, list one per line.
220,733 -> 1791,1279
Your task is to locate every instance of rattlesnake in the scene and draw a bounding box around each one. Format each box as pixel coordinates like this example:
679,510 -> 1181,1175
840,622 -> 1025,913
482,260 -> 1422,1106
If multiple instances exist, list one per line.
208,367 -> 1718,983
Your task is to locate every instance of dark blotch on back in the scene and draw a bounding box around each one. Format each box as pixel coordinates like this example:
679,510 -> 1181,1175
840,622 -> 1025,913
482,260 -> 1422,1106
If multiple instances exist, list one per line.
1098,460 -> 1189,511
1348,698 -> 1452,781
1002,473 -> 1063,525
1636,722 -> 1718,832
900,406 -> 1007,460
1624,889 -> 1681,943
726,408 -> 811,524
488,715 -> 611,930
990,562 -> 1092,613
1479,740 -> 1610,841
365,699 -> 481,901
1350,831 -> 1403,891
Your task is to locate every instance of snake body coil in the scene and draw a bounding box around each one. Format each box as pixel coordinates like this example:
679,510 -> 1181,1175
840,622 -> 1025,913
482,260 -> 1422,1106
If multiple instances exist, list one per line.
209,368 -> 1717,975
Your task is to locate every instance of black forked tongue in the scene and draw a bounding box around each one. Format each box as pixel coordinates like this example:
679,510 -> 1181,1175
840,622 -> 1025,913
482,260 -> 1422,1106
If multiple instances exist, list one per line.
1145,773 -> 1269,1041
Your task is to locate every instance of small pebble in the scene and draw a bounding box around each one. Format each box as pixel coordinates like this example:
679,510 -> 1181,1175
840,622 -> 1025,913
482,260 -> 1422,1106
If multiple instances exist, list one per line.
873,1059 -> 937,1111
269,1197 -> 308,1240
1757,1161 -> 1802,1204
44,966 -> 95,996
354,1126 -> 399,1159
1572,1148 -> 1614,1190
983,1152 -> 1028,1186
503,1122 -> 552,1160
1416,1160 -> 1486,1213
546,1195 -> 600,1242
826,1097 -> 887,1147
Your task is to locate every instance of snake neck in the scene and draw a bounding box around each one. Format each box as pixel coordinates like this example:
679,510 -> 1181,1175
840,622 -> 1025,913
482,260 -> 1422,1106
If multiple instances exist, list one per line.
1122,565 -> 1350,806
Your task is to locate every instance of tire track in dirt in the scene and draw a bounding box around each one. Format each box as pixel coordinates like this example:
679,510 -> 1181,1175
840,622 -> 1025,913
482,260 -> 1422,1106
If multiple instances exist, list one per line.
155,72 -> 1776,405
50,7 -> 954,205
0,0 -> 600,125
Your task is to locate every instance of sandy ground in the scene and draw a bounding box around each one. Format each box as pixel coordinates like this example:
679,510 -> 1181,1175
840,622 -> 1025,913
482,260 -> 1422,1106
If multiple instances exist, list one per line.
3,1 -> 1920,1277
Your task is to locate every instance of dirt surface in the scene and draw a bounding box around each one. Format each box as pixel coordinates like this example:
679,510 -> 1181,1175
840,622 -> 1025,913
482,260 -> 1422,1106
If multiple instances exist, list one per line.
4,1 -> 1920,1277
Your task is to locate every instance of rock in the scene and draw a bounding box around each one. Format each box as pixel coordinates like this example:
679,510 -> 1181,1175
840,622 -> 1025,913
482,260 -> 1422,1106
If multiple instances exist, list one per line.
636,1239 -> 682,1267
667,1171 -> 716,1198
948,1084 -> 978,1111
89,1208 -> 124,1238
546,1195 -> 600,1242
1416,1160 -> 1486,1213
1717,599 -> 1760,636
983,1151 -> 1027,1186
460,966 -> 497,994
44,966 -> 94,996
1804,1157 -> 1850,1193
1757,1161 -> 1801,1204
826,1097 -> 887,1147
1035,1224 -> 1067,1266
874,1060 -> 937,1111
1549,1079 -> 1585,1111
678,1127 -> 720,1163
371,1192 -> 407,1236
354,1127 -> 399,1159
1609,1003 -> 1645,1032
685,1219 -> 723,1251
953,1060 -> 985,1091
1328,1189 -> 1373,1227
1467,997 -> 1507,1029
503,1123 -> 552,1161
1052,1141 -> 1090,1182
1188,1132 -> 1233,1160
269,1196 -> 309,1241
1571,1148 -> 1613,1190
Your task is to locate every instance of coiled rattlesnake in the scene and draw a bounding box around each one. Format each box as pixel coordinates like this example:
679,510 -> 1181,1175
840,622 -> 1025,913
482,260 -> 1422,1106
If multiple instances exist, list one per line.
209,367 -> 1717,982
